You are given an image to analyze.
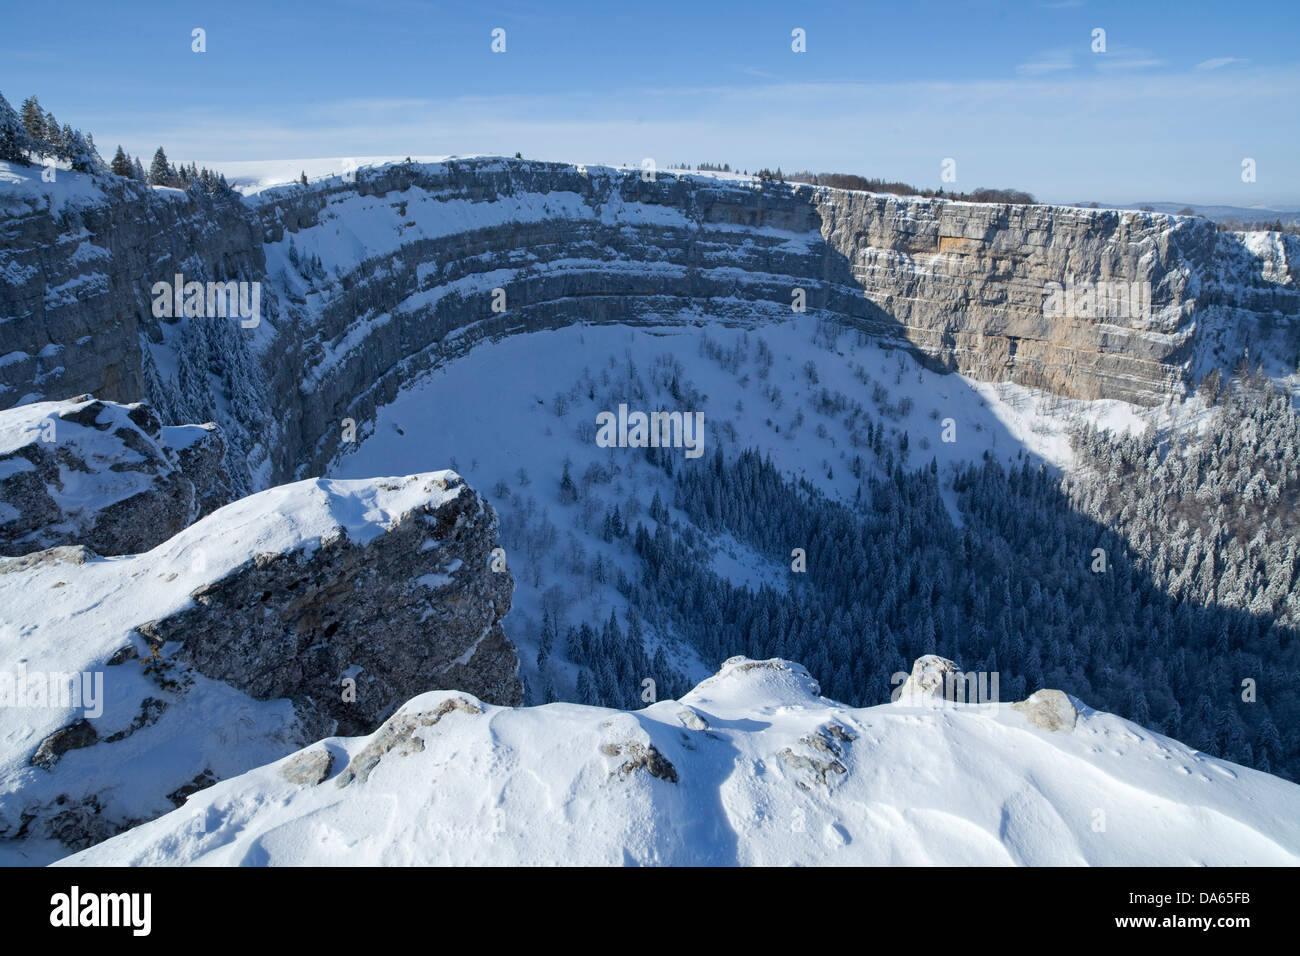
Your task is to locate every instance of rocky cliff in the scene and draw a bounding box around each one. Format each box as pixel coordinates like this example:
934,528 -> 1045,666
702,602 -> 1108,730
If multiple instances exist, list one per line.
0,469 -> 518,857
0,172 -> 273,496
3,158 -> 1296,493
0,395 -> 230,556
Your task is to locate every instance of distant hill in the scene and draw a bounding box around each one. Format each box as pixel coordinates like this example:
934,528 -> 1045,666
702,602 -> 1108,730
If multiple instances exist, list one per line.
1078,201 -> 1300,225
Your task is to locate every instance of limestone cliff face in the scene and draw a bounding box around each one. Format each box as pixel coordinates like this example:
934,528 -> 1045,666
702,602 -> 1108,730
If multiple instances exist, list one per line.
0,176 -> 272,496
3,159 -> 1296,492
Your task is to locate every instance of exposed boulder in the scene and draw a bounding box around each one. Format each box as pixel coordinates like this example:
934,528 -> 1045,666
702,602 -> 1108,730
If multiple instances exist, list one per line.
777,724 -> 853,789
0,396 -> 232,556
279,748 -> 334,787
893,654 -> 959,704
336,696 -> 483,788
602,740 -> 678,784
1012,689 -> 1080,732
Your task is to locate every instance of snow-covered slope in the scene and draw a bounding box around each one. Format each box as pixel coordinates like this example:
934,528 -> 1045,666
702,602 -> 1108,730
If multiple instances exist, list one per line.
0,470 -> 517,864
59,656 -> 1300,866
327,320 -> 1164,700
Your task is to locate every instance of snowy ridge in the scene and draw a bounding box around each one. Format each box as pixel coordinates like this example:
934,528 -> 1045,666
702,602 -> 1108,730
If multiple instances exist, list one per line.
59,657 -> 1300,866
0,395 -> 229,557
0,470 -> 480,863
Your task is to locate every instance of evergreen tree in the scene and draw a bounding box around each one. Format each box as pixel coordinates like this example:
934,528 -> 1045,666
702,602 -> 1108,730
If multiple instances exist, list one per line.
65,127 -> 103,173
559,461 -> 578,504
149,147 -> 171,186
0,91 -> 33,163
19,95 -> 43,144
110,145 -> 132,177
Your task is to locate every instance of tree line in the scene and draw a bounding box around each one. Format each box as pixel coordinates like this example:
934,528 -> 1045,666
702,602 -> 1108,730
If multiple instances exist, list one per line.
0,91 -> 232,195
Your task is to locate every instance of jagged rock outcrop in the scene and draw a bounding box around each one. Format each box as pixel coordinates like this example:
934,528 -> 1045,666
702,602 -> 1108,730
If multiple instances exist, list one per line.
3,159 -> 1296,496
0,469 -> 519,856
161,422 -> 231,518
0,395 -> 231,556
893,653 -> 961,703
134,470 -> 520,735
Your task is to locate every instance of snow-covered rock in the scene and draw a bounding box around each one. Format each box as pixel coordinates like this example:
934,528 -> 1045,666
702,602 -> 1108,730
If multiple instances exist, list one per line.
0,470 -> 518,860
160,422 -> 231,519
0,395 -> 229,556
894,654 -> 960,703
1012,689 -> 1080,733
57,656 -> 1300,866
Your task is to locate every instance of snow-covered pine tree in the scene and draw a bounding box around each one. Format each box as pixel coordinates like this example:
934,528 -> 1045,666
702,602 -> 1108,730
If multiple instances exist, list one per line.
19,95 -> 43,144
110,145 -> 132,177
149,147 -> 171,186
0,91 -> 33,163
65,128 -> 104,173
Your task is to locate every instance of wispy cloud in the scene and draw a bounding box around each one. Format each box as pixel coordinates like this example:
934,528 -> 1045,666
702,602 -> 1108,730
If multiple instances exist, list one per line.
1093,46 -> 1165,71
1017,49 -> 1076,76
1197,57 -> 1248,70
98,63 -> 1300,207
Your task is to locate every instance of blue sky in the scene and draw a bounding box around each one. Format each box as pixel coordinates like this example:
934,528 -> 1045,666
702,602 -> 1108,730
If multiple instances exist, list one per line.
3,0 -> 1298,205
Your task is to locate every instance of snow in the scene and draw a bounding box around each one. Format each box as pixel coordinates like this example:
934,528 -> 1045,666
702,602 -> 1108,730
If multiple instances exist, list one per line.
0,397 -> 164,522
0,161 -> 108,218
328,320 -> 1174,695
8,151 -> 1297,865
57,657 -> 1300,866
159,424 -> 211,452
0,471 -> 465,865
209,156 -> 453,195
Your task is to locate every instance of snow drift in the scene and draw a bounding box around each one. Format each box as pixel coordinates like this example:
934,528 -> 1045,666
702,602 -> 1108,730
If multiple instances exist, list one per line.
60,656 -> 1300,866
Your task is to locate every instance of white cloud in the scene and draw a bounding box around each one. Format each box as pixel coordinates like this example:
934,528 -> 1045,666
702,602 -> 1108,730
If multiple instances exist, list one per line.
1017,49 -> 1077,75
1197,57 -> 1248,70
1092,46 -> 1166,71
99,64 -> 1300,206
